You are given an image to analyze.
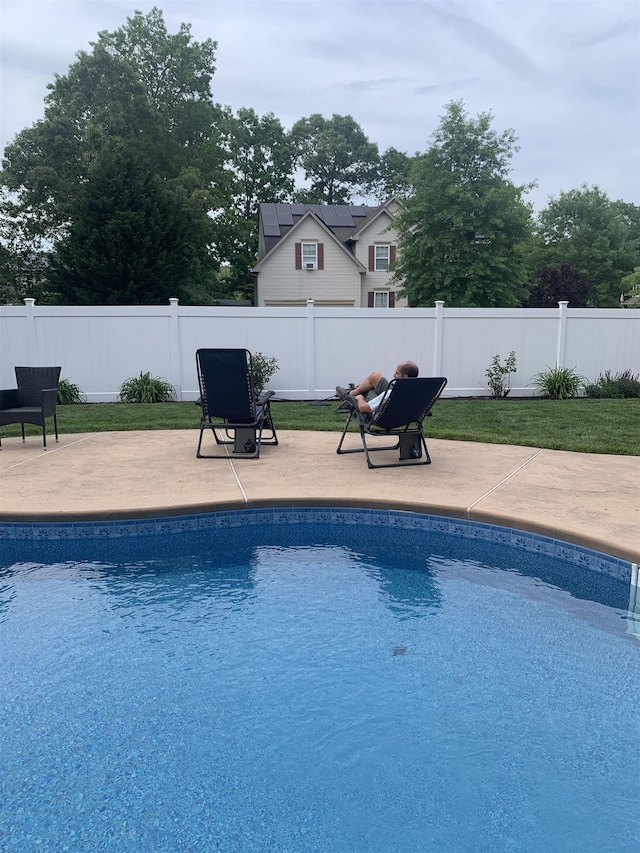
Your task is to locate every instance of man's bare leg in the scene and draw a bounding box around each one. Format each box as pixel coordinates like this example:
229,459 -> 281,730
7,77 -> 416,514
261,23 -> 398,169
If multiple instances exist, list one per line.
349,371 -> 384,397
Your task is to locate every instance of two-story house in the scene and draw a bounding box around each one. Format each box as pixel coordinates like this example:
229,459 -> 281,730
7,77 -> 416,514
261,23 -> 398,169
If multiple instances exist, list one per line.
252,198 -> 406,307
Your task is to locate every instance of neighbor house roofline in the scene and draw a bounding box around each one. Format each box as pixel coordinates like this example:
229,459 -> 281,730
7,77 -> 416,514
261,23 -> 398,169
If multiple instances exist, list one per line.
252,210 -> 367,274
348,198 -> 401,242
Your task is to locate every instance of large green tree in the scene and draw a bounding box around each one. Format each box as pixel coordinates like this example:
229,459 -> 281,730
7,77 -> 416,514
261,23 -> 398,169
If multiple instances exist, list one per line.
290,114 -> 380,204
394,101 -> 533,306
529,186 -> 640,306
47,142 -> 217,303
0,192 -> 53,303
0,7 -> 227,304
216,107 -> 295,299
369,147 -> 414,202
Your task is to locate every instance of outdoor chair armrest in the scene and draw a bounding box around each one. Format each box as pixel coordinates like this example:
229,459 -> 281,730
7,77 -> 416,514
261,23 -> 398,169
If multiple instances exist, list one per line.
41,387 -> 58,416
0,388 -> 20,410
257,389 -> 274,404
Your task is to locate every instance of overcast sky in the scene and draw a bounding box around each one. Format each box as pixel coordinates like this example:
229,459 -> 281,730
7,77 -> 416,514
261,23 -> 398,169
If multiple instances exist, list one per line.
1,0 -> 638,211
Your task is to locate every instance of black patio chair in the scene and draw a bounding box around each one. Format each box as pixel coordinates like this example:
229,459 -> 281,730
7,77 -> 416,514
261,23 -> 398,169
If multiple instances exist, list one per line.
336,376 -> 447,469
0,366 -> 61,450
195,348 -> 278,459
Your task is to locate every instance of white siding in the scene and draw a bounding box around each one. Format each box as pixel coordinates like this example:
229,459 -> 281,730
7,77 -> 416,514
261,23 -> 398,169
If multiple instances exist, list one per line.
256,220 -> 362,307
354,213 -> 408,308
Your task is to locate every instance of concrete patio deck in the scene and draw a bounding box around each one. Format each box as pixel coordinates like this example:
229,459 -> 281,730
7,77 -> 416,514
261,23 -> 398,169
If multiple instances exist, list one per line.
0,429 -> 638,564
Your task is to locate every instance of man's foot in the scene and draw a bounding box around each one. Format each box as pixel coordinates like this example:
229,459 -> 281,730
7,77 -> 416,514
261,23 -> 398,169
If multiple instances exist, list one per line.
336,383 -> 357,401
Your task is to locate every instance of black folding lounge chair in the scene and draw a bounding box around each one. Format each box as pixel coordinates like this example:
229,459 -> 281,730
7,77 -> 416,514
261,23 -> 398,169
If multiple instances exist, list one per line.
336,376 -> 447,469
0,366 -> 61,450
195,348 -> 278,459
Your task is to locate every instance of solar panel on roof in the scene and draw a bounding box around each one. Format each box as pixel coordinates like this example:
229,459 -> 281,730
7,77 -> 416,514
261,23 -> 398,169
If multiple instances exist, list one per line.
320,206 -> 339,227
291,204 -> 306,216
275,204 -> 294,225
306,205 -> 322,216
262,213 -> 280,237
349,206 -> 366,217
336,207 -> 355,227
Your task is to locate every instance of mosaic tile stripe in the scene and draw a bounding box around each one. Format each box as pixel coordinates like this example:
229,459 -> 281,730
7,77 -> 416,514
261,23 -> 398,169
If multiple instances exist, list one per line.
0,507 -> 632,582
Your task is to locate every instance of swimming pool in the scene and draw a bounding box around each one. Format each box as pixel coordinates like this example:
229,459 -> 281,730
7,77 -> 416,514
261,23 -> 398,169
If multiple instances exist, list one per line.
1,508 -> 638,852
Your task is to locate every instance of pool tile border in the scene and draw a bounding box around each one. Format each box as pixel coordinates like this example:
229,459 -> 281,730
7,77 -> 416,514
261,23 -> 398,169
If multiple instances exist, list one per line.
0,506 -> 632,582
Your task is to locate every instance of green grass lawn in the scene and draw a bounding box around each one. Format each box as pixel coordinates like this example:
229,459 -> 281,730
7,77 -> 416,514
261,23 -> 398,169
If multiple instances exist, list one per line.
4,397 -> 639,456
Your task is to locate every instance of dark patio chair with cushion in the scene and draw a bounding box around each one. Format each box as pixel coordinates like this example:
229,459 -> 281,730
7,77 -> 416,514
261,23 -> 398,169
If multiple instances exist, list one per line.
0,366 -> 61,450
336,376 -> 447,468
195,349 -> 278,459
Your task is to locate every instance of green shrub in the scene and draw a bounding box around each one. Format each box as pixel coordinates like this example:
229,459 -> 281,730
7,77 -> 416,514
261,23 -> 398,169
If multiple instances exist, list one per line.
584,369 -> 640,398
57,378 -> 85,405
533,366 -> 585,400
118,371 -> 176,403
485,351 -> 517,398
251,352 -> 279,395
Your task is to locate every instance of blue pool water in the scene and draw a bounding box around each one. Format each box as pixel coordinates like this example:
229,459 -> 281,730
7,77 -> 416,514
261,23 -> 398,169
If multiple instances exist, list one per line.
1,510 -> 638,853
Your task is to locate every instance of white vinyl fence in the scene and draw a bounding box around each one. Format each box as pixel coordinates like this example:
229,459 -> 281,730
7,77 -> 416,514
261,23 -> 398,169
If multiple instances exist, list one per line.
1,298 -> 638,401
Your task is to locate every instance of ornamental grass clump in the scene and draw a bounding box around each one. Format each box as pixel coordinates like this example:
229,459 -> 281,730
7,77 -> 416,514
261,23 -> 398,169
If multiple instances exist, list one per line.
584,369 -> 640,398
533,366 -> 585,400
118,371 -> 176,403
57,378 -> 85,405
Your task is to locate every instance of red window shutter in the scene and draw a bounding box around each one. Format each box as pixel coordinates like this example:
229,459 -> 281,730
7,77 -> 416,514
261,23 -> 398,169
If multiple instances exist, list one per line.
368,291 -> 374,307
295,243 -> 302,269
317,243 -> 324,270
390,245 -> 396,266
368,246 -> 375,271
389,291 -> 396,308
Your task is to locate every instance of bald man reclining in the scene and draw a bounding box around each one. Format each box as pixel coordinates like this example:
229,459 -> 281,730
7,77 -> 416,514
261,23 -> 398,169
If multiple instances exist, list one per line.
336,361 -> 419,414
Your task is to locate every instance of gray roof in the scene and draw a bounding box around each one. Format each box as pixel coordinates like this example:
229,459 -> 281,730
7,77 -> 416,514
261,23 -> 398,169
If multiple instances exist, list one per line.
258,202 -> 388,257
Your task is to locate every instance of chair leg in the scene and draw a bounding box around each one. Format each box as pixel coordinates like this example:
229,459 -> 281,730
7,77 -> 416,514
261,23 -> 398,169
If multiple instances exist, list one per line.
42,422 -> 47,449
336,409 -> 357,454
196,423 -> 206,457
21,423 -> 26,443
261,404 -> 278,445
53,414 -> 59,442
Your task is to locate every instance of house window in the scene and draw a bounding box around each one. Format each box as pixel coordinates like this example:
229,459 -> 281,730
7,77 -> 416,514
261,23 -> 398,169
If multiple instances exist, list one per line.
368,244 -> 396,271
368,290 -> 396,308
302,243 -> 317,268
295,242 -> 324,269
375,245 -> 390,271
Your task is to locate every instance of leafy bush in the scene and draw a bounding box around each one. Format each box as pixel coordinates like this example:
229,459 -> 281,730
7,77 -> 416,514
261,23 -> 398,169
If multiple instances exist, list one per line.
57,378 -> 85,405
251,352 -> 279,395
584,369 -> 640,398
523,263 -> 590,308
118,371 -> 176,403
533,366 -> 584,400
485,351 -> 517,398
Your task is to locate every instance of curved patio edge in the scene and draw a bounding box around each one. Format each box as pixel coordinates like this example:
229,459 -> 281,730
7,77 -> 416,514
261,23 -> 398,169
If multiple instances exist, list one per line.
0,429 -> 638,565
